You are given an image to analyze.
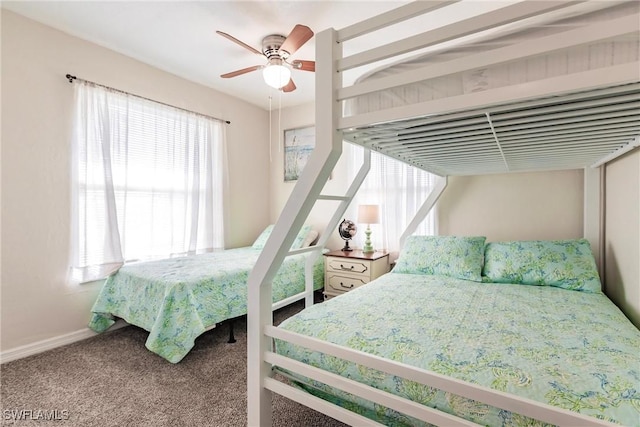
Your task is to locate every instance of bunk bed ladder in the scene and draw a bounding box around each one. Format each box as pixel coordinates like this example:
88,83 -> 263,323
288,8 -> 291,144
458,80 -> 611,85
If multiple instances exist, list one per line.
246,139 -> 373,426
247,27 -> 366,427
247,23 -> 442,426
315,150 -> 372,247
269,149 -> 372,311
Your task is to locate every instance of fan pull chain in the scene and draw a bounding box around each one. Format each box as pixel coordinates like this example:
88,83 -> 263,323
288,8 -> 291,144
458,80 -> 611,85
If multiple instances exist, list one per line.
269,95 -> 273,163
278,90 -> 283,154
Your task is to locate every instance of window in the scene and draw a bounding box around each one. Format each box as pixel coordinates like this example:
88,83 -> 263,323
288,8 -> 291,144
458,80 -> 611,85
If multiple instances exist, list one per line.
349,144 -> 437,255
70,82 -> 226,283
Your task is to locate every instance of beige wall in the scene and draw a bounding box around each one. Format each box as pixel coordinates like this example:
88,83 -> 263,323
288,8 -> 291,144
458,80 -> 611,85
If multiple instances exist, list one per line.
1,11 -> 270,352
605,149 -> 640,327
437,170 -> 584,242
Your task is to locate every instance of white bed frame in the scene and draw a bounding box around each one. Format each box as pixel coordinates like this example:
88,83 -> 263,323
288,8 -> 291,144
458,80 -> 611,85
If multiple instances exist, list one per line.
247,1 -> 640,426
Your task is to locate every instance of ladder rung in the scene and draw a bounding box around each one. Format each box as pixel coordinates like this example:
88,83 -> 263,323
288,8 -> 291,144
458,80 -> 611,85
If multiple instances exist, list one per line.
272,291 -> 307,310
287,246 -> 324,256
318,195 -> 350,201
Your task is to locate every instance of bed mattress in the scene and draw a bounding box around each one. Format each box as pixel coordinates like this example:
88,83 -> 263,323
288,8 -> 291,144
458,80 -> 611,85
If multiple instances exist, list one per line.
342,2 -> 640,176
276,273 -> 640,426
89,247 -> 323,363
348,2 -> 640,116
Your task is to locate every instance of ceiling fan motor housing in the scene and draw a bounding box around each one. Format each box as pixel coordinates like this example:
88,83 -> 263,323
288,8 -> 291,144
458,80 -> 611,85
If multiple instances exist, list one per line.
262,34 -> 289,60
217,25 -> 314,92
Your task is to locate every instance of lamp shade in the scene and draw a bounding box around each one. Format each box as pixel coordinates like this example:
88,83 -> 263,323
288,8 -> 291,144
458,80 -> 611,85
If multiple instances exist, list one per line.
358,204 -> 380,224
262,64 -> 291,89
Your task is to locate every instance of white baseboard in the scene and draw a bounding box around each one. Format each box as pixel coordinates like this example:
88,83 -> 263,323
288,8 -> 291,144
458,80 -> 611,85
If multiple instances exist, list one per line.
0,320 -> 128,364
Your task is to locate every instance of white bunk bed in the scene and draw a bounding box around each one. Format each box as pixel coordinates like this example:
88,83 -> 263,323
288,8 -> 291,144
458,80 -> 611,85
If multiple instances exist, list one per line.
247,1 -> 640,426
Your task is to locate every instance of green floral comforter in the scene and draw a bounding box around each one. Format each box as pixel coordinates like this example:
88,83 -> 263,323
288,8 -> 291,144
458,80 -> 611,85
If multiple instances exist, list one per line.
89,247 -> 323,363
276,273 -> 640,426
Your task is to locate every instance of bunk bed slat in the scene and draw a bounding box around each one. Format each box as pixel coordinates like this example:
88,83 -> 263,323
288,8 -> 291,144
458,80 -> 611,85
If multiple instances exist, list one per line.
499,132 -> 640,146
494,96 -> 640,121
498,124 -> 640,141
405,145 -> 502,157
494,113 -> 640,133
493,102 -> 640,127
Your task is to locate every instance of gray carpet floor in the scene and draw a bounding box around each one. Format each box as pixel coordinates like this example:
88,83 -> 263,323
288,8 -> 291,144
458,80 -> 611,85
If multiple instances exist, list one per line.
1,300 -> 349,427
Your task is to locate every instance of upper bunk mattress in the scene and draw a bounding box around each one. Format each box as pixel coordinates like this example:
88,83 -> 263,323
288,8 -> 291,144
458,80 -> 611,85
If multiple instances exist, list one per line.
344,2 -> 640,176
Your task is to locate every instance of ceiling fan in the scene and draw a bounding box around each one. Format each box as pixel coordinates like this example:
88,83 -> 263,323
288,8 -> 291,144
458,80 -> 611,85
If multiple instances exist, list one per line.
217,24 -> 315,92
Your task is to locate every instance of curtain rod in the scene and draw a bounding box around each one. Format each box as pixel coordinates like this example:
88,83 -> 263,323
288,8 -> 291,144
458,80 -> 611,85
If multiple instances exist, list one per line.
65,74 -> 231,124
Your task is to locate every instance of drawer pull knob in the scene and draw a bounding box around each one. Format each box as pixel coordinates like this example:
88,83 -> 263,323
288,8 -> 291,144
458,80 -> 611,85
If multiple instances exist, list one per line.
340,264 -> 354,270
340,282 -> 354,289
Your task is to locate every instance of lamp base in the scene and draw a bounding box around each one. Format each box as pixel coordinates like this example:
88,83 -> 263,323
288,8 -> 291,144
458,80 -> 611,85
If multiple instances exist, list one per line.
362,226 -> 374,253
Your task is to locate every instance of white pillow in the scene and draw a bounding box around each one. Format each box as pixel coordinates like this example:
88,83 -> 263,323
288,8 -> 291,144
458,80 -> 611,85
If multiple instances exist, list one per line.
252,225 -> 316,250
301,230 -> 319,247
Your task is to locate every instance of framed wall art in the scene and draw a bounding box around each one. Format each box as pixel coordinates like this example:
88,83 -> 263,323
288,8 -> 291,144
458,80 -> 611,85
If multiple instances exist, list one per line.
284,126 -> 316,182
284,125 -> 315,182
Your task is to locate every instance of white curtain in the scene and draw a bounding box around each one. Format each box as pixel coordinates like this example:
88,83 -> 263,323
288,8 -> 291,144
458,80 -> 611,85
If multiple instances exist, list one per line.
70,82 -> 226,283
348,143 -> 437,257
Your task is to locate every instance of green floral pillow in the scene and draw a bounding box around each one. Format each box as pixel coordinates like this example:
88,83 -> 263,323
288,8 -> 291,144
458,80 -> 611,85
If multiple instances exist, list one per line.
482,239 -> 601,293
252,224 -> 312,250
393,235 -> 486,282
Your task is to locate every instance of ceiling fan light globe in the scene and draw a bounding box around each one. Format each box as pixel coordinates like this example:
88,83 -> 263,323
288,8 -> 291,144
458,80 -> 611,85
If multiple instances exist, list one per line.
262,64 -> 291,89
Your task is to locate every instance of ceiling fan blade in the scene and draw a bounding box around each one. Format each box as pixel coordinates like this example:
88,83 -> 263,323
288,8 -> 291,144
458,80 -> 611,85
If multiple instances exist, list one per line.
279,24 -> 314,56
220,65 -> 263,78
216,31 -> 263,56
291,60 -> 315,72
282,78 -> 296,93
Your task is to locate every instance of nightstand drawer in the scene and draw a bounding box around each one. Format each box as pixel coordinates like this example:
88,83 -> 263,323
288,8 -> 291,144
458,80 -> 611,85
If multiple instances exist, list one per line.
323,250 -> 389,301
326,274 -> 368,294
326,258 -> 370,275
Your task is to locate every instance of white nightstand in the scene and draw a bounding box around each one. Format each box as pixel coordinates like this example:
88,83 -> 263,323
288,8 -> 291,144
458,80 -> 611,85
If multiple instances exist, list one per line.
323,249 -> 389,300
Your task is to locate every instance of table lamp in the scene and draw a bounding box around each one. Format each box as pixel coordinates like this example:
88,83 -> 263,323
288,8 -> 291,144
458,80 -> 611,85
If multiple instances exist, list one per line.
358,204 -> 380,253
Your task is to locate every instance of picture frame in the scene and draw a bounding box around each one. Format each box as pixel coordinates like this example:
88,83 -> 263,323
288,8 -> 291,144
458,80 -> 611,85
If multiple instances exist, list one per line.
284,125 -> 315,182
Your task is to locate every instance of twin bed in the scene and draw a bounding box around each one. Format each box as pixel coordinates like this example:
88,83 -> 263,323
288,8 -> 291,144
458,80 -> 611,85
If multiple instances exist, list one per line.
89,225 -> 323,363
247,1 -> 640,426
